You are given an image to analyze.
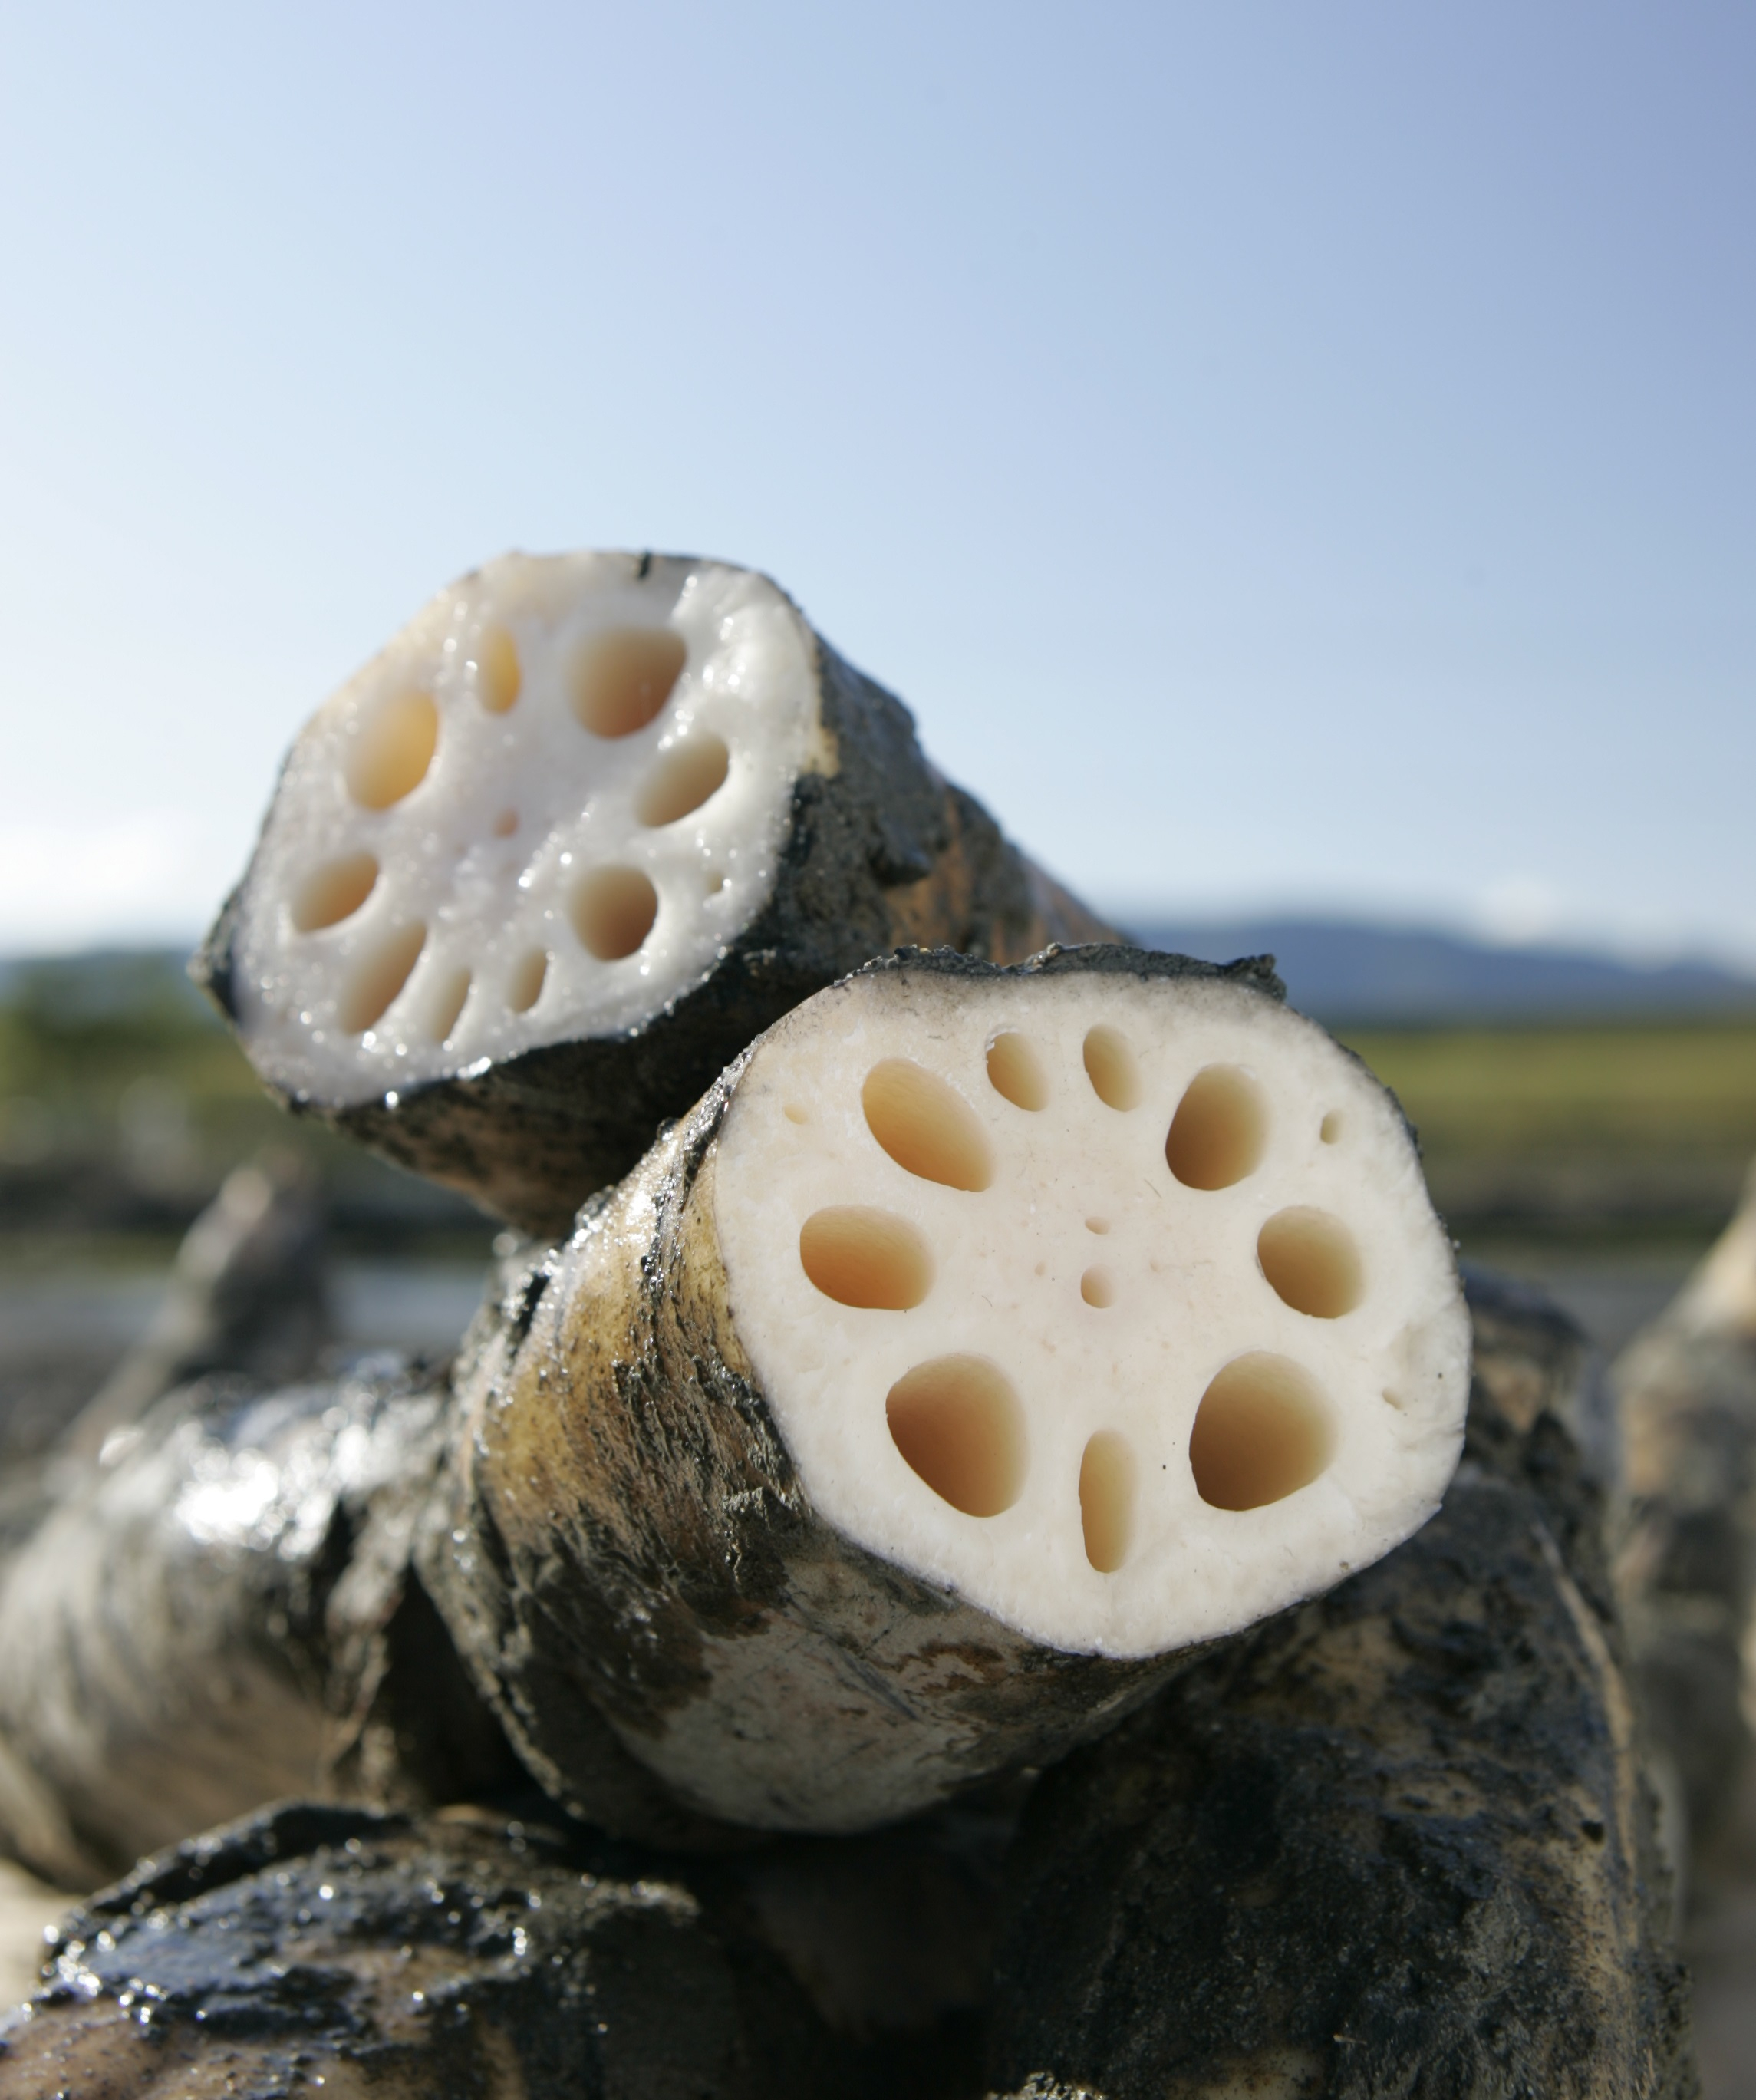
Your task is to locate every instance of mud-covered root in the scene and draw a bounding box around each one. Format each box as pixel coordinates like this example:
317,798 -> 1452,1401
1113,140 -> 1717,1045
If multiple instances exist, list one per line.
198,549 -> 1114,1235
0,1805 -> 835,2100
425,944 -> 1468,1836
0,1361 -> 532,1887
1616,1158 -> 1756,1861
0,1800 -> 1006,2099
983,1269 -> 1698,2100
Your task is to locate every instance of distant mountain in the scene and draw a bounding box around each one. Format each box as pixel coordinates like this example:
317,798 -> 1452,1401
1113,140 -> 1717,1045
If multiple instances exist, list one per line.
1122,917 -> 1756,1026
5,926 -> 1755,1032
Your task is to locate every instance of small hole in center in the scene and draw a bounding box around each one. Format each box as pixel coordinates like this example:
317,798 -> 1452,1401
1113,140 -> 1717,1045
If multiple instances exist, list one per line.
1319,1111 -> 1343,1144
1080,1267 -> 1115,1308
493,808 -> 519,838
1085,1216 -> 1110,1235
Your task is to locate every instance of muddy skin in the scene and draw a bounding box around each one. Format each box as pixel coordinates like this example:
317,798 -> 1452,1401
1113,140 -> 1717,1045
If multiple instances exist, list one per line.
985,1268 -> 1698,2100
0,1363 -> 526,1890
198,631 -> 1117,1241
0,1799 -> 1006,2099
422,948 -> 1304,1840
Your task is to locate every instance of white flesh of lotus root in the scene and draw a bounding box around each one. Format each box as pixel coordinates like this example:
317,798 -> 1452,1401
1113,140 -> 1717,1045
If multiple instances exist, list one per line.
226,553 -> 825,1106
713,969 -> 1469,1658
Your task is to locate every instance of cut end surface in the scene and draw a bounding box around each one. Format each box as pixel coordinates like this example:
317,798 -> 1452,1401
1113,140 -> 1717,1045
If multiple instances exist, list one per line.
713,958 -> 1469,1660
218,552 -> 822,1112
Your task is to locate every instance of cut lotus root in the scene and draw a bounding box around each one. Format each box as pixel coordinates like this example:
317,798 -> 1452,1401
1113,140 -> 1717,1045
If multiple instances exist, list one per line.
198,550 -> 1112,1235
426,947 -> 1468,1832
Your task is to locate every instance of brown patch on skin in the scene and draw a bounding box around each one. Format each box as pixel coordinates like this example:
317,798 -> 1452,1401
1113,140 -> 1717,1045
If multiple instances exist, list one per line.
986,1270 -> 1696,2100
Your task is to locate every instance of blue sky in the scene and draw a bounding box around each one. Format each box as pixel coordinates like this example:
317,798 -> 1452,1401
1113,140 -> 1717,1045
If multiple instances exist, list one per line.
1,2 -> 1750,961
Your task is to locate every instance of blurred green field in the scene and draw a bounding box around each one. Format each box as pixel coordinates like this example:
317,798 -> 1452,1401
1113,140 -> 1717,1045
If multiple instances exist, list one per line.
0,951 -> 483,1257
2,951 -> 1751,1258
1343,1018 -> 1756,1248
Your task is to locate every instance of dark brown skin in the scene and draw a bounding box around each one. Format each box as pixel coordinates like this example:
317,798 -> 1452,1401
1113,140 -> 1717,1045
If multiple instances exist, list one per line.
0,1800 -> 1004,2100
985,1268 -> 1698,2100
197,630 -> 1118,1240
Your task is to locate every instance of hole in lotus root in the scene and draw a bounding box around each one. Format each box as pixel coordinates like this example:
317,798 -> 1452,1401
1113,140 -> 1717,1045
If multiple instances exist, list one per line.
1257,1208 -> 1363,1318
571,627 -> 686,738
1319,1110 -> 1343,1144
1080,1267 -> 1115,1308
508,950 -> 549,1014
473,624 -> 521,714
987,1032 -> 1049,1111
427,966 -> 472,1044
570,867 -> 658,961
799,1207 -> 933,1310
1166,1065 -> 1267,1190
637,734 -> 730,827
862,1060 -> 993,1192
1189,1353 -> 1331,1511
292,852 -> 378,931
886,1356 -> 1025,1517
1079,1430 -> 1135,1571
346,691 -> 438,809
1082,1026 -> 1140,1110
339,924 -> 427,1034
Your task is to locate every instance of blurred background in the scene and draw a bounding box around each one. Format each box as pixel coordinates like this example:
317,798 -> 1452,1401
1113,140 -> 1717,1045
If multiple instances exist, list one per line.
0,1 -> 1752,2060
2,0 -> 1750,1448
